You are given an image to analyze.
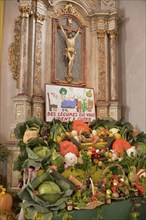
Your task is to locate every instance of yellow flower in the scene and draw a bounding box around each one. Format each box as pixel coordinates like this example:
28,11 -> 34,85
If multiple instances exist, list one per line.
0,185 -> 6,195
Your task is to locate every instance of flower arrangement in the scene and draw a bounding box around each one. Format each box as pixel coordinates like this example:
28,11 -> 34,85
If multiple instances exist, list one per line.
13,117 -> 146,220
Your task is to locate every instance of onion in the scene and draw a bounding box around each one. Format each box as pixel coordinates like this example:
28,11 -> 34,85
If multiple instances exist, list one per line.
92,130 -> 97,136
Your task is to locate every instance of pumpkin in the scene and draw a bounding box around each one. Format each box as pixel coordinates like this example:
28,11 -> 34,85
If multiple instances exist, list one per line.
112,138 -> 131,154
0,193 -> 13,211
72,120 -> 90,134
60,140 -> 79,156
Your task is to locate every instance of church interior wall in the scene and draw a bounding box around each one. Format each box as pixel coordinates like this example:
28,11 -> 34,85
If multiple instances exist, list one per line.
118,0 -> 146,132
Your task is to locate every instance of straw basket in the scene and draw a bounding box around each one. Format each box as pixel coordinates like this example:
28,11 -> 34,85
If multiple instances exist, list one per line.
103,163 -> 126,177
102,163 -> 130,200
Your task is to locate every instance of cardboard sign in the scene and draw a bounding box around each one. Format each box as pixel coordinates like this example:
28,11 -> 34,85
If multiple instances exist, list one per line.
45,84 -> 96,122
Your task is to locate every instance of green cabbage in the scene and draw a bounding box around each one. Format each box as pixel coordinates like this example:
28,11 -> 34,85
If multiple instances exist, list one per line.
38,181 -> 62,203
33,146 -> 50,158
50,152 -> 64,168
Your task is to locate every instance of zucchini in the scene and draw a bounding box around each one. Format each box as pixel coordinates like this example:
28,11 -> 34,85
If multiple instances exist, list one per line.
105,137 -> 115,149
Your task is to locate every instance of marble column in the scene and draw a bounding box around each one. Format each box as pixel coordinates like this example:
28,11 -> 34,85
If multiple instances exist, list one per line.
96,18 -> 110,119
32,4 -> 46,120
11,2 -> 32,135
33,12 -> 46,97
97,29 -> 107,101
18,4 -> 31,94
109,30 -> 118,101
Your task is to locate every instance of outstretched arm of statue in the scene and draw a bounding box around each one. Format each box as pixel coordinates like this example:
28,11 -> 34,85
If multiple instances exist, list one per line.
59,23 -> 67,39
74,27 -> 80,39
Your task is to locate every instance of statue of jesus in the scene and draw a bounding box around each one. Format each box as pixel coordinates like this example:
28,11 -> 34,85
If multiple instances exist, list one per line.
59,22 -> 80,80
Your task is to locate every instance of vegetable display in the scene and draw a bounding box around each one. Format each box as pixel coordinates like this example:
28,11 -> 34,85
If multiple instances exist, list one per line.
14,117 -> 146,220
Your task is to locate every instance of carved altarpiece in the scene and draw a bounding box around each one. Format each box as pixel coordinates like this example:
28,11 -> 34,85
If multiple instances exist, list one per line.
7,0 -> 122,190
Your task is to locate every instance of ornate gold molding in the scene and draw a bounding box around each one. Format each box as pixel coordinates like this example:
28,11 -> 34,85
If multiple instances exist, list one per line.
98,36 -> 106,100
36,12 -> 46,22
8,17 -> 21,88
19,5 -> 32,18
33,23 -> 42,96
97,29 -> 106,38
108,30 -> 118,38
52,3 -> 86,26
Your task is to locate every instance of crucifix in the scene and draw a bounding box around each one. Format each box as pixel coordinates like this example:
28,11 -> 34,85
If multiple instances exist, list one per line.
59,18 -> 80,83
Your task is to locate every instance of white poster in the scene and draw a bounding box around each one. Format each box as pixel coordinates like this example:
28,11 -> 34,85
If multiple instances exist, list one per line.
45,84 -> 96,122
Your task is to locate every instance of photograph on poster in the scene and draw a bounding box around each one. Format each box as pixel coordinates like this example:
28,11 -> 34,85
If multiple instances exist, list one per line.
45,84 -> 96,122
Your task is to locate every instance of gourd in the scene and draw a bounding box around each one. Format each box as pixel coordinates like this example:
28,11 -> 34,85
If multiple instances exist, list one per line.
0,193 -> 13,211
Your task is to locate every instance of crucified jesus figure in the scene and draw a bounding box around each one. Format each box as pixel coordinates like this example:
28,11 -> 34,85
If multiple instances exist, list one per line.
59,22 -> 80,79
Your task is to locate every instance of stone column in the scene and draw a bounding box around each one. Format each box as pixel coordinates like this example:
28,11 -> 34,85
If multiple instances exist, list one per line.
108,29 -> 121,120
33,12 -> 45,97
10,1 -> 32,142
96,18 -> 110,119
109,30 -> 118,101
32,2 -> 47,120
18,1 -> 32,94
97,29 -> 107,101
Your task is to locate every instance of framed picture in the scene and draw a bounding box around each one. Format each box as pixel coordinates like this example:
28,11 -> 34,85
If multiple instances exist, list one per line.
45,84 -> 96,122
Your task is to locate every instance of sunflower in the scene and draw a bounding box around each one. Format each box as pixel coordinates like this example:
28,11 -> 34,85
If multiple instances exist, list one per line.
0,185 -> 6,195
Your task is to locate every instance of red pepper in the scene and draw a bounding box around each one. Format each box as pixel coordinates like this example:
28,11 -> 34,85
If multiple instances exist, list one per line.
111,186 -> 117,192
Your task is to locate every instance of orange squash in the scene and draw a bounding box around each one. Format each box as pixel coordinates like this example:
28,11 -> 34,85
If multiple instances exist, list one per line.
0,193 -> 13,211
112,138 -> 131,154
72,120 -> 90,134
60,140 -> 79,156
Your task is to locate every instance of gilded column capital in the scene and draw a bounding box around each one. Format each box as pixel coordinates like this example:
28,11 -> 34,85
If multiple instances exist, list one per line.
97,30 -> 106,38
19,5 -> 32,18
108,30 -> 118,39
36,12 -> 46,22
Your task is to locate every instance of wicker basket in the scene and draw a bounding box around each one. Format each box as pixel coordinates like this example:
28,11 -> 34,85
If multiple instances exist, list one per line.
102,163 -> 130,200
103,163 -> 126,177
